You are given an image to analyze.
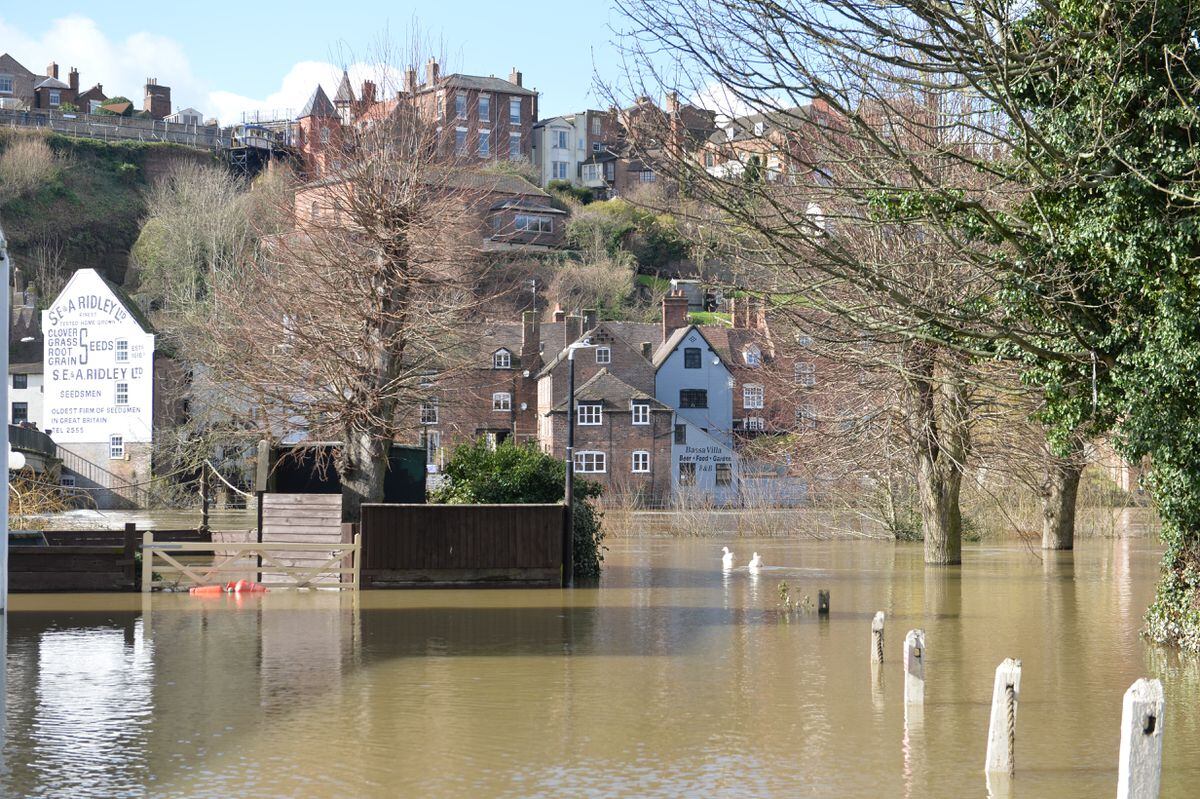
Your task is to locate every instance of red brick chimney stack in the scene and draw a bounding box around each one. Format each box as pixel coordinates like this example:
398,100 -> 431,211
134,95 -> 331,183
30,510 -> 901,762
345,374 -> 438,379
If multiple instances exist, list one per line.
552,306 -> 566,323
661,290 -> 690,342
509,68 -> 523,87
565,314 -> 584,346
426,58 -> 440,86
46,62 -> 58,80
361,81 -> 376,107
404,68 -> 417,94
68,68 -> 79,93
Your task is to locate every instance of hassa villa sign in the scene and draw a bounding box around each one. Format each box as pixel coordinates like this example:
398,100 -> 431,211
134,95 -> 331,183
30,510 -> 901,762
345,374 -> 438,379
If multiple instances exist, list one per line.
42,269 -> 155,446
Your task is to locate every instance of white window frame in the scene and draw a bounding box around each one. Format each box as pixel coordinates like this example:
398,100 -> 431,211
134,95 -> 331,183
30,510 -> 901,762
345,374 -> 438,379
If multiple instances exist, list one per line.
455,127 -> 468,154
109,435 -> 125,459
574,450 -> 607,473
509,97 -> 521,124
631,401 -> 650,425
478,93 -> 491,121
115,381 -> 129,406
639,169 -> 656,182
509,132 -> 521,159
478,128 -> 491,156
743,383 -> 764,410
0,76 -> 13,95
60,475 -> 76,488
423,429 -> 441,465
420,399 -> 439,425
797,403 -> 817,429
631,451 -> 650,473
576,403 -> 603,425
455,92 -> 467,118
115,339 -> 129,363
595,346 -> 611,364
492,392 -> 512,412
795,361 -> 816,386
744,416 -> 766,432
554,129 -> 569,149
493,349 -> 512,369
743,346 -> 761,366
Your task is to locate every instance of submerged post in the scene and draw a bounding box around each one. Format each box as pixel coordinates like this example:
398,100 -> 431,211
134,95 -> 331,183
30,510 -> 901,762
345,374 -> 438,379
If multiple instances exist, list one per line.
870,611 -> 885,664
140,531 -> 154,592
904,629 -> 925,705
985,658 -> 1022,777
1117,678 -> 1164,799
817,589 -> 830,616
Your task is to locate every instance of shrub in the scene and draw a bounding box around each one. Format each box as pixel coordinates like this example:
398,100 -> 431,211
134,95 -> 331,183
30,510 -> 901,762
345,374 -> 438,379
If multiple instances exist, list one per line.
548,179 -> 593,205
431,439 -> 606,578
0,136 -> 59,201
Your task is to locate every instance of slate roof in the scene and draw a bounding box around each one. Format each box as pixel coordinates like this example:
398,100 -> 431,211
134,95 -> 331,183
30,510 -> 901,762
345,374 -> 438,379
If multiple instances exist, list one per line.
333,71 -> 355,104
489,197 -> 566,214
535,321 -> 661,377
651,324 -> 731,369
431,74 -> 536,97
9,307 -> 42,371
297,86 -> 338,119
35,76 -> 69,90
549,368 -> 670,412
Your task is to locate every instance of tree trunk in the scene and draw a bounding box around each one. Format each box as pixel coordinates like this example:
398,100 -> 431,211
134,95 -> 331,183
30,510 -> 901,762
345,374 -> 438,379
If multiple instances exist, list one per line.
1042,439 -> 1084,550
917,448 -> 964,564
339,427 -> 388,524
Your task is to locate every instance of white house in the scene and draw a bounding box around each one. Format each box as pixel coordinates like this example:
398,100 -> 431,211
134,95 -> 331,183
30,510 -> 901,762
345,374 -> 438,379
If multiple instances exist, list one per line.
165,107 -> 204,125
42,269 -> 157,499
532,110 -> 613,188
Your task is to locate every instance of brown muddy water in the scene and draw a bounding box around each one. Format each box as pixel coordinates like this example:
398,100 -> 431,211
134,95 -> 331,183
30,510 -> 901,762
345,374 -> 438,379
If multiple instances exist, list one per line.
2,533 -> 1198,798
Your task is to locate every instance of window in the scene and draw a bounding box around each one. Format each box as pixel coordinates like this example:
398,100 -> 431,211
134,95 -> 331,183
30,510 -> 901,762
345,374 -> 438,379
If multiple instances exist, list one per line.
320,127 -> 331,144
631,402 -> 650,425
455,127 -> 468,154
683,347 -> 702,369
455,92 -> 466,118
437,93 -> 445,118
632,451 -> 650,473
574,450 -> 607,473
49,90 -> 61,107
595,347 -> 611,364
478,129 -> 490,156
60,476 -> 76,488
552,161 -> 569,180
420,400 -> 439,425
582,164 -> 599,182
743,345 -> 762,366
509,133 -> 521,159
577,402 -> 602,425
479,94 -> 491,121
109,435 -> 124,459
743,383 -> 764,409
796,403 -> 817,429
605,162 -> 615,180
716,462 -> 733,486
744,416 -> 765,431
11,402 -> 27,423
705,152 -> 715,168
639,169 -> 656,182
515,214 -> 554,233
592,116 -> 602,135
679,462 -> 697,486
12,373 -> 27,389
422,430 -> 441,465
0,76 -> 12,95
89,99 -> 102,114
115,382 -> 129,406
554,130 -> 569,149
674,424 -> 687,444
509,97 -> 521,124
679,389 -> 708,408
797,334 -> 813,348
492,392 -> 512,411
310,201 -> 320,220
753,121 -> 766,136
795,361 -> 816,386
115,339 -> 128,363
593,142 -> 603,152
493,349 -> 512,369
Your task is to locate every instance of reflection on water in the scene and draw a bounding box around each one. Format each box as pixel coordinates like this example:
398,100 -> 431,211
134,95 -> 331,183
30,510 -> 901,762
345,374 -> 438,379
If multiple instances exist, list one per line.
3,536 -> 1199,798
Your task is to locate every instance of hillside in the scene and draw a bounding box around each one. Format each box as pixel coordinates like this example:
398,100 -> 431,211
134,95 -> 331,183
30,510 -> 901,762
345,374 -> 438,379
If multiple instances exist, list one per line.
0,129 -> 214,291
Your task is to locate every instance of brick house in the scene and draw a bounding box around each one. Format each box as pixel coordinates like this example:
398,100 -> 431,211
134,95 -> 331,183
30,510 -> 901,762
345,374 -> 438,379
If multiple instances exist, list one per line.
294,86 -> 345,176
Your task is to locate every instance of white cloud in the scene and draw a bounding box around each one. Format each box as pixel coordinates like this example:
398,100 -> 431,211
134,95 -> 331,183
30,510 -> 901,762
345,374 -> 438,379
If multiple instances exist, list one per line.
0,14 -> 396,126
689,79 -> 760,124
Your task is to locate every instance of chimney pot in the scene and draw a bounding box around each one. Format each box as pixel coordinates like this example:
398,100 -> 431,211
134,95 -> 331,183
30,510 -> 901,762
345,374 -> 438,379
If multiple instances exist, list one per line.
509,68 -> 522,87
582,308 -> 597,331
553,307 -> 566,323
641,342 -> 653,359
46,62 -> 58,80
68,67 -> 79,93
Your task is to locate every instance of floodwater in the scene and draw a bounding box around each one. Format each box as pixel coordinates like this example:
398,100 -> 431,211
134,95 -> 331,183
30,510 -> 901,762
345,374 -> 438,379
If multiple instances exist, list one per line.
2,533 -> 1198,798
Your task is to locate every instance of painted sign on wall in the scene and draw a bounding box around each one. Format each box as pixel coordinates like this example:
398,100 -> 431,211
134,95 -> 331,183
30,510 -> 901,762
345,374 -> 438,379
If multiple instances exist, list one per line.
42,270 -> 154,444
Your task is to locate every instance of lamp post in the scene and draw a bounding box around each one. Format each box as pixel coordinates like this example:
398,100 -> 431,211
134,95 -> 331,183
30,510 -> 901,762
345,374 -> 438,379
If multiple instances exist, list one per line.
564,338 -> 593,588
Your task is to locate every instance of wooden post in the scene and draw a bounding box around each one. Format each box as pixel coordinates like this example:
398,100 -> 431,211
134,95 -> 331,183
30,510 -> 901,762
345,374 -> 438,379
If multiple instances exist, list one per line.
122,522 -> 137,590
817,589 -> 830,616
870,611 -> 885,664
352,532 -> 362,591
985,658 -> 1022,777
340,522 -> 357,585
255,490 -> 265,582
1117,678 -> 1164,799
200,466 -> 211,533
140,531 -> 154,592
904,629 -> 925,705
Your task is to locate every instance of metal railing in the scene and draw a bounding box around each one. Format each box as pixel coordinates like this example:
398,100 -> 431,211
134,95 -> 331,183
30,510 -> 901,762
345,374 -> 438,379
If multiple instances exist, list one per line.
9,424 -> 55,458
0,107 -> 229,150
55,444 -> 147,508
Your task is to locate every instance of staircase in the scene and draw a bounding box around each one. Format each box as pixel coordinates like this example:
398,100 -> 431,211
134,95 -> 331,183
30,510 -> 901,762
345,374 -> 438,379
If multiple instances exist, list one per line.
56,444 -> 147,509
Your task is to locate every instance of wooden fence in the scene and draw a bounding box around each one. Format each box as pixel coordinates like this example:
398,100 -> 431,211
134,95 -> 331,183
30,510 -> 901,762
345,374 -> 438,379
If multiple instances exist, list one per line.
259,493 -> 346,584
142,533 -> 360,591
358,503 -> 567,588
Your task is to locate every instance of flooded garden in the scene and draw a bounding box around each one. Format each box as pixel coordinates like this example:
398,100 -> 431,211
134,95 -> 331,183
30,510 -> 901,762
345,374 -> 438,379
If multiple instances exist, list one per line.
1,512 -> 1197,797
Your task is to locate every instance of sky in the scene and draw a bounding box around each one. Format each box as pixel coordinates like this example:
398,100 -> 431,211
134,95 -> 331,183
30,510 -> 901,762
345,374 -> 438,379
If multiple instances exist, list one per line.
0,3 -> 677,125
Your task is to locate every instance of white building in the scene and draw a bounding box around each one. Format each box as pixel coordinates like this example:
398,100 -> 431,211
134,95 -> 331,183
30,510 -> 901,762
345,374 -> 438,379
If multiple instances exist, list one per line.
9,305 -> 44,427
165,107 -> 204,125
42,269 -> 157,501
532,110 -> 614,189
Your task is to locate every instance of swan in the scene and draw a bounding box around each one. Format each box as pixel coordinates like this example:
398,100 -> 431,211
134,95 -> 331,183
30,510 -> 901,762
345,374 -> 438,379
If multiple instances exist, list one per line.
748,552 -> 764,571
721,547 -> 735,569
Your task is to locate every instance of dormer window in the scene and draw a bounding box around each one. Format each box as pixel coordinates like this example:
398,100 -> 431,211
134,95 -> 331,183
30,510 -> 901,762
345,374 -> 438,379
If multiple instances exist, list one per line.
596,346 -> 611,364
743,345 -> 762,366
493,349 -> 512,369
753,121 -> 765,136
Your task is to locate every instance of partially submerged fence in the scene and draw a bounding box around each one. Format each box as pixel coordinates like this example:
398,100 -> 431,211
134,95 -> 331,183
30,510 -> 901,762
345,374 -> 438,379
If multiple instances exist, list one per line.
259,493 -> 347,585
358,503 -> 567,588
141,532 -> 360,591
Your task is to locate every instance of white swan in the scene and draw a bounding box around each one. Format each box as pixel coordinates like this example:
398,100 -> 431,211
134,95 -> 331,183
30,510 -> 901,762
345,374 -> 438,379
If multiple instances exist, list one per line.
721,546 -> 735,570
748,552 -> 764,571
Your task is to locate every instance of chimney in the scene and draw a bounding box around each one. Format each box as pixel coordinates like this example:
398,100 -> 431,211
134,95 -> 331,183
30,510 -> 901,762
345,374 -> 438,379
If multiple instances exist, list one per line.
68,68 -> 79,93
361,81 -> 377,106
732,295 -> 748,329
565,314 -> 584,346
404,67 -> 417,94
46,62 -> 58,80
426,58 -> 440,86
661,291 -> 690,342
581,308 -> 597,331
552,306 -> 566,323
665,91 -> 680,115
641,342 -> 653,359
509,67 -> 522,87
752,294 -> 768,331
521,310 -> 541,360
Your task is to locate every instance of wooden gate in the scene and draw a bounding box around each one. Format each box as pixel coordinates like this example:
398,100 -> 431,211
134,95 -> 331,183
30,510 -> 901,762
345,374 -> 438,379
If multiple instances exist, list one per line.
260,493 -> 347,585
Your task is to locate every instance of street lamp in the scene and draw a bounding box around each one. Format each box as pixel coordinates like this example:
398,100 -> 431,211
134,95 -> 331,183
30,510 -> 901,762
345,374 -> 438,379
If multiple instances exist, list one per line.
564,337 -> 594,588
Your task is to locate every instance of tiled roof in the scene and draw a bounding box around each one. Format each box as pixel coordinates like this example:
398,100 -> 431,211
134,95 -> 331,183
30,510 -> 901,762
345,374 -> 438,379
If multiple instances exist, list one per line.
432,74 -> 536,97
549,369 -> 670,412
333,71 -> 355,104
35,76 -> 69,90
709,107 -> 812,144
297,86 -> 338,119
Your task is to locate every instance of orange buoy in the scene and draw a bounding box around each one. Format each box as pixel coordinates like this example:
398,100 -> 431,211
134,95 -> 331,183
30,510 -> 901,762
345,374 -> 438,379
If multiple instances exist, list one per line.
189,584 -> 225,595
231,579 -> 267,593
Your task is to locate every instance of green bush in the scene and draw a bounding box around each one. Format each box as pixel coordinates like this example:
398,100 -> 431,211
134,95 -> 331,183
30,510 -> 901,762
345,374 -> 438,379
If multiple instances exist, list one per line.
565,198 -> 686,269
431,439 -> 606,578
548,179 -> 593,205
